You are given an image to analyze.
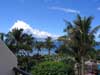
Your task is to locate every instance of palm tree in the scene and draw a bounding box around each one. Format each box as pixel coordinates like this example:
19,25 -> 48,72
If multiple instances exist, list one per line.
33,41 -> 44,64
5,28 -> 34,55
5,32 -> 18,53
45,37 -> 55,56
63,15 -> 100,75
35,41 -> 44,55
21,34 -> 35,55
5,28 -> 35,72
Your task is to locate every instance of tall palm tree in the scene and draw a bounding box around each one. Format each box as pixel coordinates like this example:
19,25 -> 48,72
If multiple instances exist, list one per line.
5,28 -> 35,72
5,28 -> 34,55
45,37 -> 55,56
35,41 -> 44,55
5,31 -> 18,53
63,15 -> 100,75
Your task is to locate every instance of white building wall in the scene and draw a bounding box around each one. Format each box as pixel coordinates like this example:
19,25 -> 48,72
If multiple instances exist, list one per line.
0,40 -> 17,75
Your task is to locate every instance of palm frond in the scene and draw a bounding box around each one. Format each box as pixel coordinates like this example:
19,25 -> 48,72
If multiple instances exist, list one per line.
90,25 -> 100,35
73,14 -> 82,27
64,20 -> 73,32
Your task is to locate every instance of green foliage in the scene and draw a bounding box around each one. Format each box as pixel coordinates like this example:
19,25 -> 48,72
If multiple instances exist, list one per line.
45,37 -> 56,56
43,55 -> 57,61
63,15 -> 100,75
5,28 -> 34,54
35,41 -> 44,55
18,55 -> 38,72
31,61 -> 74,75
62,15 -> 100,61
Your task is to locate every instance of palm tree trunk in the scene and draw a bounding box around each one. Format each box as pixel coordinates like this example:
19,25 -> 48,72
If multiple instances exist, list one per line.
81,56 -> 85,75
77,63 -> 81,75
48,49 -> 50,56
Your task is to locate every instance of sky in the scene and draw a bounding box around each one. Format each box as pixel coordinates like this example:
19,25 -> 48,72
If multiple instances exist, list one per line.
0,0 -> 100,40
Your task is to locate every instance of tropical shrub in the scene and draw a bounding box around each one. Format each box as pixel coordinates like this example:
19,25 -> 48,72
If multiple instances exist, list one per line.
31,61 -> 74,75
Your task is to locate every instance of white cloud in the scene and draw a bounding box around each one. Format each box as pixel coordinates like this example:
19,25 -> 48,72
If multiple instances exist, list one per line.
10,20 -> 31,30
49,6 -> 80,14
10,20 -> 59,39
97,7 -> 100,10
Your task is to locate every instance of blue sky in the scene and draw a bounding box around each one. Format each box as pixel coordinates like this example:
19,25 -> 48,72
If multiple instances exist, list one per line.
0,0 -> 100,39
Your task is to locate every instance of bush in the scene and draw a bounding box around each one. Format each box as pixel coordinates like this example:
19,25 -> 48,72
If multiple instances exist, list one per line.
31,61 -> 74,75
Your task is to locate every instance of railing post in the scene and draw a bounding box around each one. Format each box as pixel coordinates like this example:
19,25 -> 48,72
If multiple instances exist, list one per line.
13,67 -> 31,75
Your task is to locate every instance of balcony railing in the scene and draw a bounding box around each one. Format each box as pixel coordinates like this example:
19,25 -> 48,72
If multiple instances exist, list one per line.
13,67 -> 32,75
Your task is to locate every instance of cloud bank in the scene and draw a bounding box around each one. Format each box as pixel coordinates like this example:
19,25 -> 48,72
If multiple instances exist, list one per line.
10,20 -> 59,39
